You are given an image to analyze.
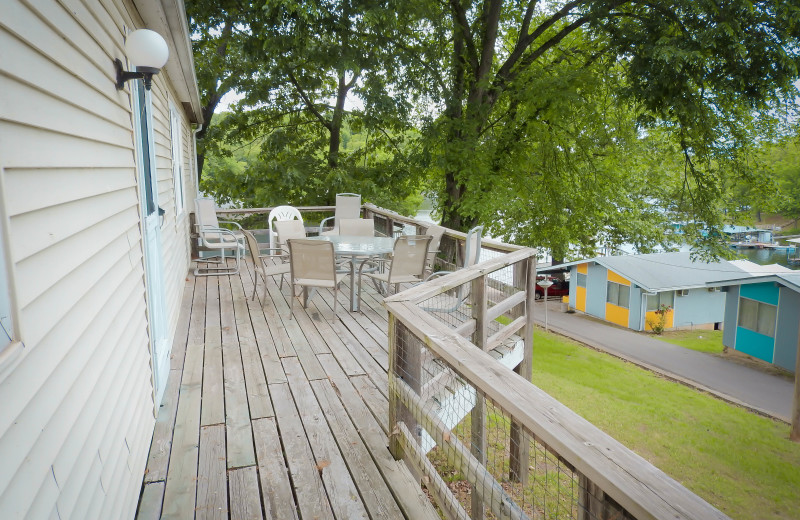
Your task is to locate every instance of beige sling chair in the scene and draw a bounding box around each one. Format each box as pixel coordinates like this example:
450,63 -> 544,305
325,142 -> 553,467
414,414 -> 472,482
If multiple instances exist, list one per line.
338,218 -> 375,237
287,239 -> 349,319
242,230 -> 290,304
358,235 -> 433,307
319,193 -> 361,235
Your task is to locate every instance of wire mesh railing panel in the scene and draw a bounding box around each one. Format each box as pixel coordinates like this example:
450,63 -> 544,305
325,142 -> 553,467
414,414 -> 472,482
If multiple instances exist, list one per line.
391,320 -> 634,520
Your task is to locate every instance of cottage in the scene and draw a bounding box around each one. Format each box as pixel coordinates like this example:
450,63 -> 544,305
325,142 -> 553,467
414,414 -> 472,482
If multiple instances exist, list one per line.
0,0 -> 202,517
539,252 -> 771,332
708,272 -> 800,374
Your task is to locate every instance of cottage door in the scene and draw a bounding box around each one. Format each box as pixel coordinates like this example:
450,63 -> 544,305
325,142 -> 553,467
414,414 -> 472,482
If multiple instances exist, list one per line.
133,80 -> 170,407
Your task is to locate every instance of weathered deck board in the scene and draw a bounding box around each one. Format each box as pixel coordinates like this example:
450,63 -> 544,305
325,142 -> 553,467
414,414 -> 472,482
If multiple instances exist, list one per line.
201,278 -> 225,426
136,257 -> 439,520
229,466 -> 263,520
196,425 -> 227,520
252,417 -> 298,520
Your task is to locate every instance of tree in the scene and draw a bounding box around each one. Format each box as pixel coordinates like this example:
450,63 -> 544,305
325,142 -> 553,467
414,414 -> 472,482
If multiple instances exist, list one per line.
764,132 -> 800,229
196,0 -> 427,212
186,0 -> 261,179
410,0 -> 800,256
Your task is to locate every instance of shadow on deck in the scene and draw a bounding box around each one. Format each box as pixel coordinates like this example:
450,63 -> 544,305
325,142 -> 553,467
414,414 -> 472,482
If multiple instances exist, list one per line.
135,255 -> 438,519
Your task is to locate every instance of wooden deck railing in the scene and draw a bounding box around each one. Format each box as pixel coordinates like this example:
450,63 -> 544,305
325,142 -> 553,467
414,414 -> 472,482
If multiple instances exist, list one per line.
383,247 -> 730,520
206,202 -> 729,519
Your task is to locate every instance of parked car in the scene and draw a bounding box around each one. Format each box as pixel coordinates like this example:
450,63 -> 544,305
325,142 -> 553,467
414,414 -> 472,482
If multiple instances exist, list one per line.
535,276 -> 569,300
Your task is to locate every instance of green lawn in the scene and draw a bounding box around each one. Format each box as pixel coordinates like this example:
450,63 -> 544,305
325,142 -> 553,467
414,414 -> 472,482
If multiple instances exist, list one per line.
654,329 -> 725,354
530,329 -> 800,520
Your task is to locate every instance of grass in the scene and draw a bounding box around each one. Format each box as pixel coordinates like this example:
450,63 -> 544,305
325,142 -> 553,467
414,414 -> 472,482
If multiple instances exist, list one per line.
652,329 -> 725,354
528,329 -> 800,520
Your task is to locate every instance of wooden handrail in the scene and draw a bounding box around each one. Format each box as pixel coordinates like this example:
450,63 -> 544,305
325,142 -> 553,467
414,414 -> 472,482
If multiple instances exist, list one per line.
385,295 -> 729,520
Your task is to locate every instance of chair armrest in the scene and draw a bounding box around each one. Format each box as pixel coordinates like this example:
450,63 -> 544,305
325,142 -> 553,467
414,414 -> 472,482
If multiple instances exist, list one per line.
217,219 -> 244,230
319,216 -> 334,234
358,257 -> 389,275
198,226 -> 243,248
423,270 -> 454,281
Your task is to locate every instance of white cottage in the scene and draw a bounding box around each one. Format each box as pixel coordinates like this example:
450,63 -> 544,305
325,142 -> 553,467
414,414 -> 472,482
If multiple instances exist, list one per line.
0,0 -> 202,517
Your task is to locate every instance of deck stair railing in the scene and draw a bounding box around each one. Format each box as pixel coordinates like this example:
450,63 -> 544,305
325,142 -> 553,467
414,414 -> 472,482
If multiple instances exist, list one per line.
383,248 -> 730,520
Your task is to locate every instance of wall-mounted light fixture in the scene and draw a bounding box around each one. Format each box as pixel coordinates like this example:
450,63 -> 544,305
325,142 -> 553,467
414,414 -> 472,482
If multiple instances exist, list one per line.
115,29 -> 169,91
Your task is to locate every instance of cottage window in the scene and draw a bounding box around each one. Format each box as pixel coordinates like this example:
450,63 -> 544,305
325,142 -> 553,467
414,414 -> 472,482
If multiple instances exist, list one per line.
606,281 -> 629,308
646,291 -> 674,312
577,272 -> 587,288
737,297 -> 777,338
169,104 -> 185,216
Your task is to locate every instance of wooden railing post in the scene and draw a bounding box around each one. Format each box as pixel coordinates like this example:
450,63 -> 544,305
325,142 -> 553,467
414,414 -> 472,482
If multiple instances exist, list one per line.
510,256 -> 536,484
579,474 -> 614,520
470,274 -> 488,519
389,313 -> 422,464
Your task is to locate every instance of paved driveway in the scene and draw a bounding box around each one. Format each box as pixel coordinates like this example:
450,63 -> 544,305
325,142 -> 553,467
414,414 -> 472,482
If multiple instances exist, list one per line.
533,300 -> 794,421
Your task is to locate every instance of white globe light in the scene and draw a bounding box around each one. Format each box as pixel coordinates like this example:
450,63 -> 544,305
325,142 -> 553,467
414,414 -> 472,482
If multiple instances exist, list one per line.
125,29 -> 169,70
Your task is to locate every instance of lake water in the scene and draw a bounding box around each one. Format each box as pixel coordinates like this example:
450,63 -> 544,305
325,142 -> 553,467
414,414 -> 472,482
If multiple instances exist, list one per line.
734,246 -> 799,270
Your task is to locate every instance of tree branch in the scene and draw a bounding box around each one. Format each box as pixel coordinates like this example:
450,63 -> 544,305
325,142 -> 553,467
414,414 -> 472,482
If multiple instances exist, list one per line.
287,71 -> 332,130
449,0 -> 479,71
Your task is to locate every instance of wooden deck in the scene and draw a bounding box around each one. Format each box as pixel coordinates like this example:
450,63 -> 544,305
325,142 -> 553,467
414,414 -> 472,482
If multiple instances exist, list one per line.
136,255 -> 438,519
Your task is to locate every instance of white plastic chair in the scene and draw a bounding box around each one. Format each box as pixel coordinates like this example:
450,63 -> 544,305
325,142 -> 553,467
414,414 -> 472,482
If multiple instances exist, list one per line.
194,197 -> 245,276
267,205 -> 303,253
319,193 -> 361,235
338,218 -> 375,237
358,235 -> 433,306
287,239 -> 348,319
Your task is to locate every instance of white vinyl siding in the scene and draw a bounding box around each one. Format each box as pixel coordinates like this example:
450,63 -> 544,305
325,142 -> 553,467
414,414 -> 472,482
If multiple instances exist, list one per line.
0,1 -> 196,518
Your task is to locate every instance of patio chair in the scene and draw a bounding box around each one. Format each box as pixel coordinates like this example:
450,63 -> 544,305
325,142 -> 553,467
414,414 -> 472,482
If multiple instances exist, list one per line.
267,205 -> 303,253
319,193 -> 361,235
287,239 -> 348,318
423,224 -> 446,276
358,235 -> 433,306
194,197 -> 246,276
274,219 -> 307,255
338,218 -> 375,237
242,230 -> 290,303
421,225 -> 483,312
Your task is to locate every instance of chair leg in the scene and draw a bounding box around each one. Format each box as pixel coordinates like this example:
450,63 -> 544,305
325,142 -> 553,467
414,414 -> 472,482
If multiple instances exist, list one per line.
333,286 -> 338,316
289,282 -> 295,319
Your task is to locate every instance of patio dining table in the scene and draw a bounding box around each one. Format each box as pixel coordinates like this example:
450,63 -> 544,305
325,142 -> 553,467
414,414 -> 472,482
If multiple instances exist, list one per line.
306,235 -> 396,311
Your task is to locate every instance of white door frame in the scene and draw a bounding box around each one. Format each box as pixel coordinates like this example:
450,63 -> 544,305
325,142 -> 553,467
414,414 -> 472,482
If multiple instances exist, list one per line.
132,80 -> 170,408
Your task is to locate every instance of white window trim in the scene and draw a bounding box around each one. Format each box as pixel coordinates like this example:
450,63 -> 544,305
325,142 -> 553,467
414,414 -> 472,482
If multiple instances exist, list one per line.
0,166 -> 24,376
169,101 -> 186,219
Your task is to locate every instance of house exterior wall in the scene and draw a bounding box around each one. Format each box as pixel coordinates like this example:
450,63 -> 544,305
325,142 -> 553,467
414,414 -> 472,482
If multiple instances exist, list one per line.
722,286 -> 739,349
629,285 -> 644,331
774,287 -> 799,373
734,283 -> 779,363
604,270 -> 631,328
0,1 -> 196,517
586,263 -> 607,318
672,288 -> 726,329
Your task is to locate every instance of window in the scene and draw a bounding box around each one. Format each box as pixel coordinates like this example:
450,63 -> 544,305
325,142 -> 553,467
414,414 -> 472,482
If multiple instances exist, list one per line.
646,291 -> 675,312
606,281 -> 629,308
0,177 -> 17,354
737,297 -> 777,337
169,104 -> 185,216
577,272 -> 587,288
